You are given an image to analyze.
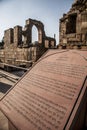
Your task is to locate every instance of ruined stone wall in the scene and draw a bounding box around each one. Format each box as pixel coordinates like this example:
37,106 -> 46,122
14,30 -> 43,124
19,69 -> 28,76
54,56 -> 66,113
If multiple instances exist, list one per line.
59,0 -> 87,49
0,19 -> 56,68
14,26 -> 22,47
4,28 -> 14,48
0,46 -> 44,68
3,18 -> 56,49
45,37 -> 56,48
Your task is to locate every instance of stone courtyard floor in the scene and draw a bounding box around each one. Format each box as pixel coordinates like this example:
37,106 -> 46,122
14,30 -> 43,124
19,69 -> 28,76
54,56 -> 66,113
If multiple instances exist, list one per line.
0,87 -> 8,130
0,70 -> 19,130
0,111 -> 8,130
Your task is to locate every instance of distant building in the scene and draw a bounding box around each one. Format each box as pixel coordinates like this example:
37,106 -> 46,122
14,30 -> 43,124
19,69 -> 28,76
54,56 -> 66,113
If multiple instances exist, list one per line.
0,19 -> 56,69
59,0 -> 87,49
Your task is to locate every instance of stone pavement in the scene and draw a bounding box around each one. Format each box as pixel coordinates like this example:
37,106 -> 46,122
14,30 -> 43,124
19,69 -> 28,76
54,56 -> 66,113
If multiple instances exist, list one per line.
0,71 -> 17,130
0,111 -> 8,130
0,92 -> 8,130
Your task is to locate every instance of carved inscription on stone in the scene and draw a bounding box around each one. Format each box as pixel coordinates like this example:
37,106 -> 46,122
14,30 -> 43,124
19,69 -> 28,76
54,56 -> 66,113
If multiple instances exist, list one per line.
22,73 -> 78,100
0,50 -> 87,130
37,61 -> 86,79
2,88 -> 67,130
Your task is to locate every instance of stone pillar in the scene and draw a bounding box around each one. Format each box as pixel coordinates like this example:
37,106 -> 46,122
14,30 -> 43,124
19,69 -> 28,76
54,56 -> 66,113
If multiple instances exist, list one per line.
4,28 -> 13,48
23,27 -> 31,47
59,20 -> 66,44
45,40 -> 49,48
76,13 -> 82,34
14,26 -> 22,47
38,30 -> 43,44
25,19 -> 32,45
81,12 -> 87,33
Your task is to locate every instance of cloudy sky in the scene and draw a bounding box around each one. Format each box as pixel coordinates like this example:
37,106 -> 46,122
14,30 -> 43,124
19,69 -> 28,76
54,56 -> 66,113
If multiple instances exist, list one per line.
0,0 -> 73,44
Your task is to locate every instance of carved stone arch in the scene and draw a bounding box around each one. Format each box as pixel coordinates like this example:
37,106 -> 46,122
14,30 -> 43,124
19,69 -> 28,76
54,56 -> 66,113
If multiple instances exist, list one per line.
23,19 -> 45,46
31,23 -> 44,44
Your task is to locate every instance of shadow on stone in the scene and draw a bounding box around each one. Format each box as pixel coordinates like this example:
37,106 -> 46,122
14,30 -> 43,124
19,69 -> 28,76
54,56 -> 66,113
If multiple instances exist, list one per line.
0,82 -> 11,93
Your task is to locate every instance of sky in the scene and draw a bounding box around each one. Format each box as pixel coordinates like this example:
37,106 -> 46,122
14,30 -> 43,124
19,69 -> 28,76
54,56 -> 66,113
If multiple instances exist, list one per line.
0,0 -> 74,44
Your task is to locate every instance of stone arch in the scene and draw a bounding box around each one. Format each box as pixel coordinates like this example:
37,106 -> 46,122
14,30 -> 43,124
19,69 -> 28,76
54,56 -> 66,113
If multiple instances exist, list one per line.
23,19 -> 45,46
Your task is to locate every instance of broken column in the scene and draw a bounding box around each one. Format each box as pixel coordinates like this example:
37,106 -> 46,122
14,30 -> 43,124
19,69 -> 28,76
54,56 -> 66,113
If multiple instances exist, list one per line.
14,26 -> 22,47
4,28 -> 13,48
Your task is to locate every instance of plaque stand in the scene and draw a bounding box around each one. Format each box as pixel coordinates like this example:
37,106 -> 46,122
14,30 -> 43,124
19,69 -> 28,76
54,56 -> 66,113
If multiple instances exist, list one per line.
72,101 -> 87,130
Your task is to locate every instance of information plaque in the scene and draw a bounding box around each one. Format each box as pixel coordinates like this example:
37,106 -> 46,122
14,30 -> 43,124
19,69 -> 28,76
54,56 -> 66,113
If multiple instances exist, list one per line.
0,50 -> 87,130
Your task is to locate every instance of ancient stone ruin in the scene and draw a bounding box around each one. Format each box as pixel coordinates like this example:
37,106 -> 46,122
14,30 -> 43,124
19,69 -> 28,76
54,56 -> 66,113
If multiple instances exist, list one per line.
59,0 -> 87,49
0,1 -> 87,130
0,19 -> 56,68
4,18 -> 56,48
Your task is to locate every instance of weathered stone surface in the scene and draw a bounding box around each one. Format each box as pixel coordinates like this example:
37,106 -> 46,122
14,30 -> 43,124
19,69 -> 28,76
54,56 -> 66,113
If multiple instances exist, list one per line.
4,19 -> 56,49
0,111 -> 8,130
59,0 -> 87,49
0,19 -> 56,68
0,50 -> 87,130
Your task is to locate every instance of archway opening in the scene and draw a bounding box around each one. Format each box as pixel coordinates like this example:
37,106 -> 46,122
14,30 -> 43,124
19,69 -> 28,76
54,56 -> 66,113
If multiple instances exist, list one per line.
32,25 -> 38,44
66,14 -> 77,34
86,33 -> 87,41
22,35 -> 24,44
